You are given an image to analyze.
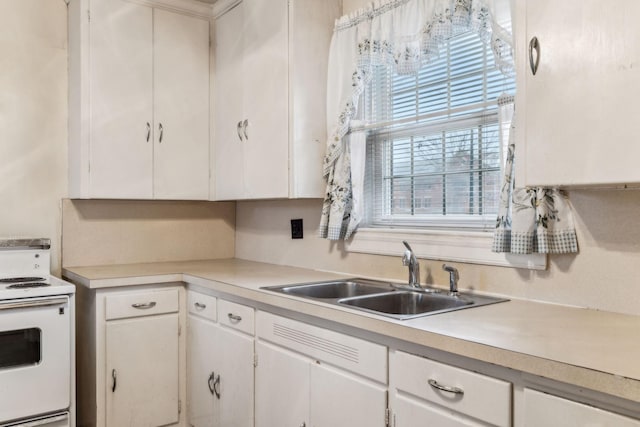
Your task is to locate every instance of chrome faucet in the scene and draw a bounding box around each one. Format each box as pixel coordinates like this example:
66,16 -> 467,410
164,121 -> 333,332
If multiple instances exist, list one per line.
442,264 -> 459,296
402,241 -> 421,288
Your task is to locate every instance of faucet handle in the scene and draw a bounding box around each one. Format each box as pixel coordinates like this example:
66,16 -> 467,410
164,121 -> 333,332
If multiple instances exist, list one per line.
442,264 -> 458,279
402,240 -> 413,252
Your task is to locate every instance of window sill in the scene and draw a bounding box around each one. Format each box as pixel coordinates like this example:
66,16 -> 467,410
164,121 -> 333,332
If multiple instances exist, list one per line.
345,227 -> 547,270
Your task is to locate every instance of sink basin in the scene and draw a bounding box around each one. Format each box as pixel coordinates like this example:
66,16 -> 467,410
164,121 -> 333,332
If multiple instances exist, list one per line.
262,278 -> 508,320
339,291 -> 473,319
264,279 -> 394,299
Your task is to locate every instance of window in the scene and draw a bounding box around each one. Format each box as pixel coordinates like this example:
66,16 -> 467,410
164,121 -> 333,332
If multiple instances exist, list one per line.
362,30 -> 515,231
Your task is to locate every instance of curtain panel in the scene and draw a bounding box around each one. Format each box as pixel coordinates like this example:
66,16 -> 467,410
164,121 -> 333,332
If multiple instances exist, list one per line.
492,104 -> 579,254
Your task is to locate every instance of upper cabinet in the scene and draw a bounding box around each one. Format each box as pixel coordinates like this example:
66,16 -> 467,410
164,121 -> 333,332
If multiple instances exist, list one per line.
515,0 -> 640,187
68,0 -> 210,200
213,0 -> 341,200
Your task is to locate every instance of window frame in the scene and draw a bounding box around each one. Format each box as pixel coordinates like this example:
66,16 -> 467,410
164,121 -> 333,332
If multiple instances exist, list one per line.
347,28 -> 545,269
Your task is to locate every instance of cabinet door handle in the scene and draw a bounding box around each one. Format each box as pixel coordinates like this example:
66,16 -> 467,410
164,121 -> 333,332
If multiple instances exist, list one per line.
208,372 -> 221,399
236,121 -> 244,142
227,313 -> 242,322
242,119 -> 249,140
158,123 -> 164,143
529,36 -> 540,75
132,301 -> 157,309
146,122 -> 151,142
194,302 -> 206,310
428,378 -> 464,395
111,369 -> 117,393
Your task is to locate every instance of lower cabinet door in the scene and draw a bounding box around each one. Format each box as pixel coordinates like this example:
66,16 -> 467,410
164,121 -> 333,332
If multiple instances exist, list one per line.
310,362 -> 387,427
215,325 -> 254,427
188,315 -> 217,427
255,341 -> 309,427
105,313 -> 179,427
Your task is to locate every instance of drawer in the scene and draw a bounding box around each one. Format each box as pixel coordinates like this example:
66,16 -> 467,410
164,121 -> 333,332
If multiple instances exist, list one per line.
390,350 -> 512,427
217,299 -> 254,335
105,288 -> 179,320
523,388 -> 640,427
187,291 -> 217,322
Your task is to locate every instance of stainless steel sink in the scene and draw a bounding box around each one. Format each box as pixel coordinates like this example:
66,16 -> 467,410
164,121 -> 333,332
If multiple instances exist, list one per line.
261,278 -> 508,320
338,291 -> 471,319
264,279 -> 395,299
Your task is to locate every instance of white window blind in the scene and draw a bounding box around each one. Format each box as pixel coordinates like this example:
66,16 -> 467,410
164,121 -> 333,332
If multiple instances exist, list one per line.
363,30 -> 515,230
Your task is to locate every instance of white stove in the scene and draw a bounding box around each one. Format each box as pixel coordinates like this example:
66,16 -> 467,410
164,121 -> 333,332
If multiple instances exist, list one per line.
0,238 -> 75,427
0,238 -> 75,301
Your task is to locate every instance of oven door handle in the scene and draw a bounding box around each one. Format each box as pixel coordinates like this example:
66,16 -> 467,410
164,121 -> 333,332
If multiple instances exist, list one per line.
3,412 -> 70,427
0,297 -> 68,311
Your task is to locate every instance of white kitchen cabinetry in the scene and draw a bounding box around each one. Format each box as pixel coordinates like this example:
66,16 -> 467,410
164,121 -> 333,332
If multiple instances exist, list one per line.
522,388 -> 640,426
187,292 -> 254,427
255,311 -> 388,427
389,349 -> 512,427
213,0 -> 341,200
515,0 -> 640,187
74,284 -> 186,427
68,0 -> 210,200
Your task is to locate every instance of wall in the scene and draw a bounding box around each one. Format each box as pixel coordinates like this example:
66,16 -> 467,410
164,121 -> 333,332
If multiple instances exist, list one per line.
62,199 -> 235,267
235,192 -> 640,316
234,0 -> 640,317
6,0 -> 640,316
0,2 -> 236,274
0,0 -> 68,274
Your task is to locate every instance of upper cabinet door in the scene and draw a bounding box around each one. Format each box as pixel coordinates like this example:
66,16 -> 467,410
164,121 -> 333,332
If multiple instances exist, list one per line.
241,0 -> 289,199
153,9 -> 210,200
89,0 -> 153,198
212,0 -> 339,201
518,0 -> 640,187
214,2 -> 245,200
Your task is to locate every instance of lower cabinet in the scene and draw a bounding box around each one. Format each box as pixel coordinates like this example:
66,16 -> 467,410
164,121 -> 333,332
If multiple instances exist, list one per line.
255,311 -> 388,427
74,284 -> 185,427
522,388 -> 640,427
187,291 -> 254,427
389,349 -> 512,427
77,283 -> 640,427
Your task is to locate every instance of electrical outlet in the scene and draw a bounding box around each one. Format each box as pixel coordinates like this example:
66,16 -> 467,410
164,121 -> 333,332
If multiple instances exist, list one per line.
290,219 -> 303,239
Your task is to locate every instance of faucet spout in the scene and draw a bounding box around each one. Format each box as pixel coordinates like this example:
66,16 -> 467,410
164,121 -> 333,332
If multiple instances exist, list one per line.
401,241 -> 421,288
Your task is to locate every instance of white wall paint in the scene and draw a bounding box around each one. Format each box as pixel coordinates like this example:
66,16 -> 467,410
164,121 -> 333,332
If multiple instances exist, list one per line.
4,0 -> 640,316
0,0 -> 68,274
235,192 -> 640,316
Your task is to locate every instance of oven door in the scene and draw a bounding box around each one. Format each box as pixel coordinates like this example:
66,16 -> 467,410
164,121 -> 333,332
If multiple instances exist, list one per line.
0,297 -> 71,424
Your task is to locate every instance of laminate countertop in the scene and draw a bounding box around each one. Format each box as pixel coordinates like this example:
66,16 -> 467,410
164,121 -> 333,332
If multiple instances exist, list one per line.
62,258 -> 640,405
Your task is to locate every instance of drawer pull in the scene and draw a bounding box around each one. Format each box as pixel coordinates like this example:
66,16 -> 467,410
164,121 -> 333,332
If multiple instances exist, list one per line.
428,379 -> 464,395
227,313 -> 242,322
132,301 -> 157,309
194,302 -> 207,310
